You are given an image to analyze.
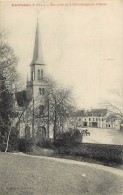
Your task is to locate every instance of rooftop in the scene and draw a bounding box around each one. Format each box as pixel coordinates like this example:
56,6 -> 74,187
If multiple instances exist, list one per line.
76,109 -> 107,117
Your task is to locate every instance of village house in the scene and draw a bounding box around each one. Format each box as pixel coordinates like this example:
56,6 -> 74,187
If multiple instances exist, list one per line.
77,109 -> 121,130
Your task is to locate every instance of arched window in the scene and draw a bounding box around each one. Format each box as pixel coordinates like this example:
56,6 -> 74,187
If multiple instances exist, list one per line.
39,105 -> 44,115
42,88 -> 45,95
39,88 -> 41,95
41,69 -> 43,81
25,125 -> 30,139
38,69 -> 40,80
39,88 -> 45,95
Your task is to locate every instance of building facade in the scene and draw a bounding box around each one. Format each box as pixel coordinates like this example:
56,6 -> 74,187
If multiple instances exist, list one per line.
77,109 -> 121,130
77,109 -> 107,128
16,21 -> 52,140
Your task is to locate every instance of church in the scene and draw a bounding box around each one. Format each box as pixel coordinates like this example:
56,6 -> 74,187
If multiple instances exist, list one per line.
16,21 -> 52,141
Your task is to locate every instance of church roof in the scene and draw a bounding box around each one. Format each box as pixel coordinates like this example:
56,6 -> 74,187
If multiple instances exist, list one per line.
31,21 -> 44,65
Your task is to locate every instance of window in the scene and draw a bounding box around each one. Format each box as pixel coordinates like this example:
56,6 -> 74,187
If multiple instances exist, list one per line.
89,118 -> 91,121
25,125 -> 30,139
39,88 -> 41,95
42,88 -> 45,95
38,70 -> 40,80
39,88 -> 41,94
39,105 -> 44,115
41,69 -> 43,81
39,88 -> 45,95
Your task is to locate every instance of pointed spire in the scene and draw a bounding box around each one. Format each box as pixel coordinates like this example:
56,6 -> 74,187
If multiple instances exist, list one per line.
31,20 -> 44,65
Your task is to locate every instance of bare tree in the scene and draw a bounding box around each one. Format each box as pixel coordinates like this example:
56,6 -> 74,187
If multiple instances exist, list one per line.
45,76 -> 76,140
102,89 -> 123,120
20,75 -> 76,141
103,101 -> 123,120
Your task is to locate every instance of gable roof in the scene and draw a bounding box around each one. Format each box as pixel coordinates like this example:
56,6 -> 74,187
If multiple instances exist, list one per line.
76,109 -> 107,117
91,109 -> 107,117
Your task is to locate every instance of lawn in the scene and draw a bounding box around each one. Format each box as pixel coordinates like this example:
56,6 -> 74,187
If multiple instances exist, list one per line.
0,152 -> 123,195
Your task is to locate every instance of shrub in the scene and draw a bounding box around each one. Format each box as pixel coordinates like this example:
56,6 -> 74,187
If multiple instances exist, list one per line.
19,138 -> 33,152
55,140 -> 123,165
53,139 -> 64,148
0,141 -> 6,152
65,143 -> 123,164
8,127 -> 19,152
36,139 -> 54,149
54,128 -> 82,149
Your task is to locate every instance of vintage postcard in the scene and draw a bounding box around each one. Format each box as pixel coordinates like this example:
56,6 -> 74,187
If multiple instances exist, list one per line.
0,0 -> 123,194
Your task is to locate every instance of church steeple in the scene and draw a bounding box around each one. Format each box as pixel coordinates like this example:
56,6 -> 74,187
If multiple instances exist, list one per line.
31,20 -> 44,65
29,19 -> 47,100
26,18 -> 48,139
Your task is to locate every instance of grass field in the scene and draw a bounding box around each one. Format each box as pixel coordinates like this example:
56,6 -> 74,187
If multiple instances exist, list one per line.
0,152 -> 123,195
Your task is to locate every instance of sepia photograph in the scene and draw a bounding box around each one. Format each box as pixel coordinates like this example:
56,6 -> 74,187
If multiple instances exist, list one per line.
0,0 -> 123,194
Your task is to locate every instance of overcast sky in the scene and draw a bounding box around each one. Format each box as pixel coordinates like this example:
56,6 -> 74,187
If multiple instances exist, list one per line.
1,0 -> 123,109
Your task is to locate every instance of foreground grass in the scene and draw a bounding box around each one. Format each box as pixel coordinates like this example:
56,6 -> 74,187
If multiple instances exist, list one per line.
0,152 -> 123,195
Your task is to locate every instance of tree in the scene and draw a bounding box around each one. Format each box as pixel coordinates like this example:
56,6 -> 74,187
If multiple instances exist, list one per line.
0,31 -> 18,90
21,75 -> 76,142
102,89 -> 123,120
103,101 -> 123,120
45,76 -> 76,141
0,30 -> 19,152
0,78 -> 12,150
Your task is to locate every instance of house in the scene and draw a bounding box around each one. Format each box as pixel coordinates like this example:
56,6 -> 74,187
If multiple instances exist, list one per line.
77,109 -> 107,128
77,109 -> 121,130
105,114 -> 121,129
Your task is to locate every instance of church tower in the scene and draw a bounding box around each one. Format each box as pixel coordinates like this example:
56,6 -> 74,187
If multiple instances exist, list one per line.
27,20 -> 47,106
17,20 -> 50,139
26,20 -> 48,140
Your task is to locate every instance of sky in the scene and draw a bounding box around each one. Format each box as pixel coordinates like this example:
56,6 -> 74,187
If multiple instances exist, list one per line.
1,0 -> 123,109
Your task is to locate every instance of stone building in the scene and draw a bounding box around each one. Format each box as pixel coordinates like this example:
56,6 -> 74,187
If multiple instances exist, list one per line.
77,109 -> 121,130
77,109 -> 107,128
16,21 -> 52,140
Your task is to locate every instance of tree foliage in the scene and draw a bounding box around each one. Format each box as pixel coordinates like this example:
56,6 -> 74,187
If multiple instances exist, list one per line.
0,30 -> 19,151
0,30 -> 18,90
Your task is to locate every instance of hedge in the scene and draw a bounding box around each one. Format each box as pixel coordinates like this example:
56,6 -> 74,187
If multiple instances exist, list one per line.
57,143 -> 123,164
